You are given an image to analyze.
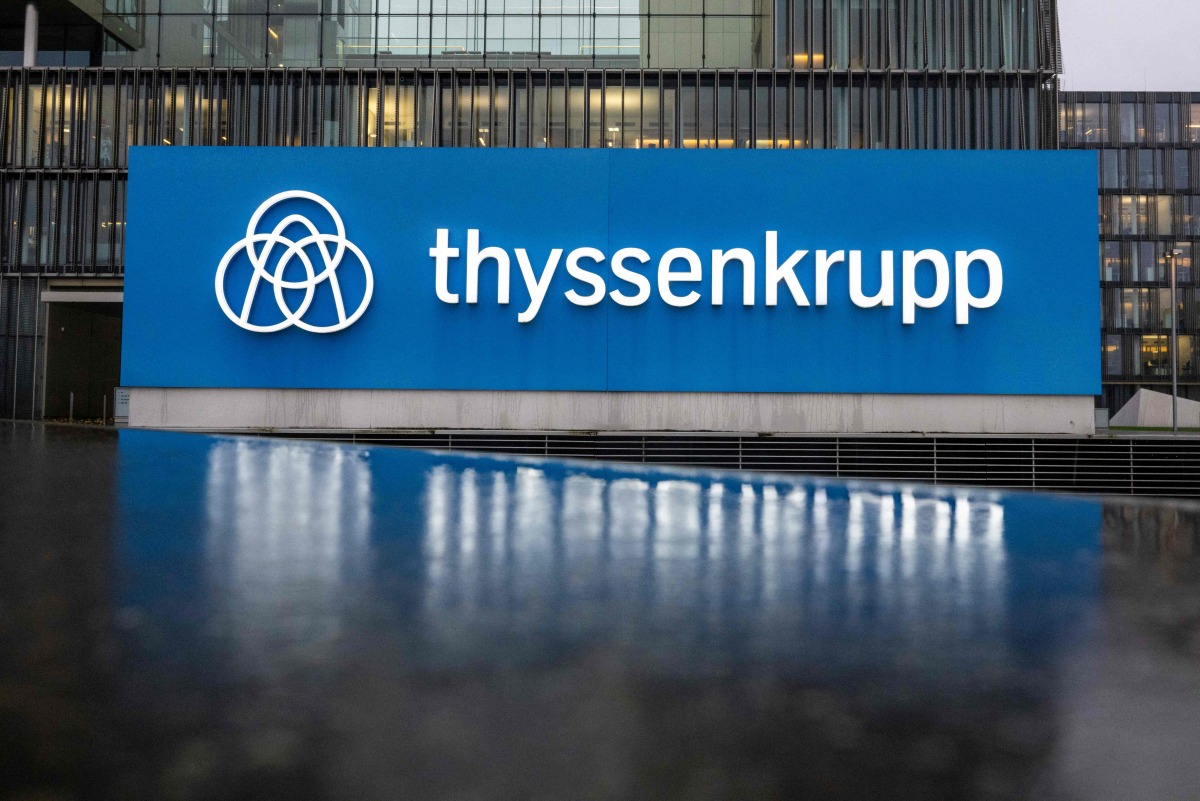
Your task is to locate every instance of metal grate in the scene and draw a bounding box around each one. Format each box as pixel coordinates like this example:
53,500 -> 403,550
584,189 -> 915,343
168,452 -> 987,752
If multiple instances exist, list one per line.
243,430 -> 1200,498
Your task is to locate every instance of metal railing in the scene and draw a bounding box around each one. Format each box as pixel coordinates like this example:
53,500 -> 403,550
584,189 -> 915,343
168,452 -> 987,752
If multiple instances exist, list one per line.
251,430 -> 1200,497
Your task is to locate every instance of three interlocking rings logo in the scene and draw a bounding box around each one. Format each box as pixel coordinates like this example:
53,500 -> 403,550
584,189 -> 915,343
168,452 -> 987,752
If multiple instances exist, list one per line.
215,190 -> 373,333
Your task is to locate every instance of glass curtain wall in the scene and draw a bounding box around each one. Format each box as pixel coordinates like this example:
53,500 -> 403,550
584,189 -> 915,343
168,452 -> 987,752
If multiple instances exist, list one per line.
99,0 -> 772,69
1062,92 -> 1200,412
775,0 -> 1057,71
0,66 -> 1052,278
95,0 -> 1061,71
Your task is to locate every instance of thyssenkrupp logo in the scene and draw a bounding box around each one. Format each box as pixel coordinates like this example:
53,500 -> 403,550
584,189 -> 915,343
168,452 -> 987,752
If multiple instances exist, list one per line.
215,190 -> 373,333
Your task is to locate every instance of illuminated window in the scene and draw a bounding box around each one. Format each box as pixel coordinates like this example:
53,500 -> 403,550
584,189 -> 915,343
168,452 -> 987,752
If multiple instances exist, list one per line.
1138,334 -> 1170,377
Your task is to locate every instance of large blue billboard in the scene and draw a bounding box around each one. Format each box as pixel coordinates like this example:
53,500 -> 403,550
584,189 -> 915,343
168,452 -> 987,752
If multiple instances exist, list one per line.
124,148 -> 1099,395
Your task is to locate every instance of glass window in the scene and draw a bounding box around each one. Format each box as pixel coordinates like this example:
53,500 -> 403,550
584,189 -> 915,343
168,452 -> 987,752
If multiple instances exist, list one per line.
1189,105 -> 1200,144
661,73 -> 677,148
754,82 -> 770,147
1120,102 -> 1144,144
812,0 -> 826,68
645,15 -> 699,68
1154,195 -> 1174,236
1184,197 -> 1200,237
1083,101 -> 1107,142
735,74 -> 751,147
1116,289 -> 1132,328
605,73 -> 628,147
1131,241 -> 1156,282
1118,195 -> 1142,235
1180,335 -> 1195,376
1137,290 -> 1154,327
716,73 -> 735,148
158,15 -> 214,67
17,178 -> 37,265
703,16 -> 759,69
638,73 -> 658,147
1174,149 -> 1192,191
213,14 -> 266,66
868,84 -> 884,149
1159,288 -> 1174,327
1136,194 -> 1151,234
1104,334 -> 1123,377
379,0 -> 424,11
775,82 -> 790,147
1101,241 -> 1121,282
103,22 -> 161,67
1100,149 -> 1121,189
1139,334 -> 1170,376
587,73 -> 604,147
377,15 -> 428,61
867,0 -> 885,66
1137,149 -> 1158,189
812,83 -> 825,148
161,0 -> 211,10
95,176 -> 115,269
1171,243 -> 1193,284
1154,102 -> 1176,143
1057,101 -> 1073,144
830,0 -> 849,69
498,14 -> 538,54
831,83 -> 848,148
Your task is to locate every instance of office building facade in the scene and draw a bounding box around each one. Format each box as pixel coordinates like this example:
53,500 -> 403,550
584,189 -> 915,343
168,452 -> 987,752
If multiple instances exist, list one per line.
1060,91 -> 1200,414
3,1 -> 1063,421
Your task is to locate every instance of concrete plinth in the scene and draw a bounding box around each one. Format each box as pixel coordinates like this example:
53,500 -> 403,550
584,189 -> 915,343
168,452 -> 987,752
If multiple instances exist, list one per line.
127,388 -> 1096,435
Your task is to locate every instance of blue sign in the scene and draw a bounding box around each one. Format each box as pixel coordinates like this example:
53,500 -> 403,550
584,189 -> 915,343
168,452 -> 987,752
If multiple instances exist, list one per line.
123,148 -> 1099,395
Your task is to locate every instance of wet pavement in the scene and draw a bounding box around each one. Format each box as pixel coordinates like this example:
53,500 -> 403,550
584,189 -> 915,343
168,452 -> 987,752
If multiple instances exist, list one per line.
1,422 -> 1199,801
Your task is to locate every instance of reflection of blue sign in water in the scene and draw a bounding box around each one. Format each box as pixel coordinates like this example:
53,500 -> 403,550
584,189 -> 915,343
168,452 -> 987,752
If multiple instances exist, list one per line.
115,431 -> 1102,675
124,148 -> 1098,395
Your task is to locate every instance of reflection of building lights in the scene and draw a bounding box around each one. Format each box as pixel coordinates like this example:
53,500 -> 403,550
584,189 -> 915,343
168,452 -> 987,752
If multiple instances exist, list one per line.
418,462 -> 1010,639
204,441 -> 372,671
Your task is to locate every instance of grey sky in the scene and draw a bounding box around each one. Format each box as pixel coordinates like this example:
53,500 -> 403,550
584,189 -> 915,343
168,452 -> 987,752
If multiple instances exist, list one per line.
1058,0 -> 1200,91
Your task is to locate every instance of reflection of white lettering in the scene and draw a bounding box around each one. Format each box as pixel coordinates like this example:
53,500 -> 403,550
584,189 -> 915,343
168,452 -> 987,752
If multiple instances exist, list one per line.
429,229 -> 1004,326
420,465 -> 1010,634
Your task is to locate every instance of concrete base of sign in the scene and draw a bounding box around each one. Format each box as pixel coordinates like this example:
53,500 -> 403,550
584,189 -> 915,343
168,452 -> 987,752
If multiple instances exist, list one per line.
126,389 -> 1095,435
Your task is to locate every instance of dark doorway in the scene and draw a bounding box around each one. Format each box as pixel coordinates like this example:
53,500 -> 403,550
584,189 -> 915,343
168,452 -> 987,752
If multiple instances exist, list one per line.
44,303 -> 122,421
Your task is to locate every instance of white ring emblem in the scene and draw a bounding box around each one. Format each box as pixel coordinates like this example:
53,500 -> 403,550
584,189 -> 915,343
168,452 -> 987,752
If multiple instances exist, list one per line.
215,190 -> 374,333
